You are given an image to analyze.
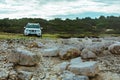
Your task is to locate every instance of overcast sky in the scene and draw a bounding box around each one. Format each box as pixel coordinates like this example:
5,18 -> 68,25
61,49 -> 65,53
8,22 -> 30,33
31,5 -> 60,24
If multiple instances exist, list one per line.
0,0 -> 120,19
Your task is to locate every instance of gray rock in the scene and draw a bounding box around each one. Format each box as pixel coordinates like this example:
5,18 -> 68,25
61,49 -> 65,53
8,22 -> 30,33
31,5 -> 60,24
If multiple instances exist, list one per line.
8,70 -> 18,80
108,42 -> 120,54
41,47 -> 59,57
0,69 -> 8,80
59,46 -> 81,60
61,71 -> 89,80
68,61 -> 98,77
73,76 -> 89,80
18,71 -> 33,80
81,49 -> 97,59
8,48 -> 40,66
59,62 -> 70,72
70,57 -> 82,65
53,62 -> 70,73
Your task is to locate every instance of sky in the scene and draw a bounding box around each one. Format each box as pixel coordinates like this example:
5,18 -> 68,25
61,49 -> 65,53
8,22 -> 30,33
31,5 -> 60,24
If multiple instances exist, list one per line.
0,0 -> 120,20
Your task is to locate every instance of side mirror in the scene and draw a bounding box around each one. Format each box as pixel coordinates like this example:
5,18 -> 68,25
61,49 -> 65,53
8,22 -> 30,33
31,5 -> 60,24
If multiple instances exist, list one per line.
24,27 -> 26,28
41,27 -> 43,29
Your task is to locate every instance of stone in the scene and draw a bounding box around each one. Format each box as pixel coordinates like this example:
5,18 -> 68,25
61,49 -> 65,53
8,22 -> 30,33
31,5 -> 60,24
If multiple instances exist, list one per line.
8,70 -> 18,80
8,48 -> 40,66
18,71 -> 33,80
41,47 -> 59,57
61,38 -> 84,51
108,42 -> 120,54
0,69 -> 9,80
53,62 -> 69,73
59,62 -> 70,72
68,61 -> 98,77
68,38 -> 80,44
73,76 -> 89,80
61,71 -> 89,80
27,41 -> 44,48
87,43 -> 103,53
100,72 -> 120,80
15,65 -> 37,72
59,46 -> 81,60
60,71 -> 75,80
70,57 -> 82,65
81,49 -> 97,59
82,37 -> 92,48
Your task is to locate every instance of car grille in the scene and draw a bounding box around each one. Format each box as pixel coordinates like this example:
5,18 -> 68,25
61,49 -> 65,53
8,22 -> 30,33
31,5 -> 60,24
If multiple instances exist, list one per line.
29,30 -> 36,32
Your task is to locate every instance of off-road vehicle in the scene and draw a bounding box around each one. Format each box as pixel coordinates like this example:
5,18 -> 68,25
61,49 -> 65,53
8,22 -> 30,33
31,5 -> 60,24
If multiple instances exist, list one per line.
24,23 -> 42,37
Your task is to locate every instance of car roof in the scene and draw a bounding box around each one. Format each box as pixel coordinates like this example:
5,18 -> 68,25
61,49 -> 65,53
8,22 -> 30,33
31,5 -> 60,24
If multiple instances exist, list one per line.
27,23 -> 40,25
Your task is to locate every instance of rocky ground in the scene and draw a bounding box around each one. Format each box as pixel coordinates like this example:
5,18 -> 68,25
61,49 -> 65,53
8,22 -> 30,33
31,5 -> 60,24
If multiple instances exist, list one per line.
0,37 -> 120,80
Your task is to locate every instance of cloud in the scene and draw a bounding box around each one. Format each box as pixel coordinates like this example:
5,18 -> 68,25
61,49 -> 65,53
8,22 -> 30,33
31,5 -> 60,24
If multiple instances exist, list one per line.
0,0 -> 120,19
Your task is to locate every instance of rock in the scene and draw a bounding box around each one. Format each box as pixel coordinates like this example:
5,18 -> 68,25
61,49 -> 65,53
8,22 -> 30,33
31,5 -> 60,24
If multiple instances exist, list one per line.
82,37 -> 92,48
108,42 -> 120,54
68,61 -> 98,77
61,38 -> 84,51
53,62 -> 69,73
0,69 -> 9,80
60,71 -> 75,80
73,76 -> 89,80
41,47 -> 59,57
8,70 -> 18,80
59,62 -> 70,72
60,71 -> 89,80
70,57 -> 82,65
15,65 -> 37,72
27,42 -> 37,48
54,57 -> 82,73
84,40 -> 114,56
59,46 -> 81,60
37,42 -> 44,48
41,40 -> 59,49
81,49 -> 97,59
68,38 -> 80,44
86,42 -> 105,56
8,48 -> 40,66
18,71 -> 33,80
100,72 -> 120,80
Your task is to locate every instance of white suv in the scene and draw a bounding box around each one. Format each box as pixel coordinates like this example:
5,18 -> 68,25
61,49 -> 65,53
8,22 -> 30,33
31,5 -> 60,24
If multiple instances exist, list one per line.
24,23 -> 42,37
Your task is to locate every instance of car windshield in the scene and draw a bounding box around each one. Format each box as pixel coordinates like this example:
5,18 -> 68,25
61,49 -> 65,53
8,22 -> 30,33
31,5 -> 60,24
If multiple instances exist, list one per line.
26,24 -> 40,28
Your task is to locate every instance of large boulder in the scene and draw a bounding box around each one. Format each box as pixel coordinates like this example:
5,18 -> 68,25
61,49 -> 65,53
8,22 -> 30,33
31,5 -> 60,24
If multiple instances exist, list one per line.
108,42 -> 120,54
40,47 -> 59,57
8,48 -> 40,66
82,40 -> 114,56
81,49 -> 97,59
85,42 -> 106,56
67,38 -> 84,50
68,61 -> 98,77
59,46 -> 81,60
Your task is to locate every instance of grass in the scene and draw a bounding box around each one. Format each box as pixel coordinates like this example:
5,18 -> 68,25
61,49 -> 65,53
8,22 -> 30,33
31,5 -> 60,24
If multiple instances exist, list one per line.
0,32 -> 119,40
0,32 -> 37,40
0,32 -> 59,40
99,34 -> 120,37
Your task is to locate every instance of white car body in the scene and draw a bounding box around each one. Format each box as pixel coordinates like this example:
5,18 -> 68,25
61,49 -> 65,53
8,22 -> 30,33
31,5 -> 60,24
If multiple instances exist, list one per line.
24,23 -> 42,36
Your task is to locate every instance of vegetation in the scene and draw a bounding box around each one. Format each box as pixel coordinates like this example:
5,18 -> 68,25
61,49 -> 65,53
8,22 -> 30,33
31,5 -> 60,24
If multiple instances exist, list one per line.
0,16 -> 120,38
0,32 -> 59,39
